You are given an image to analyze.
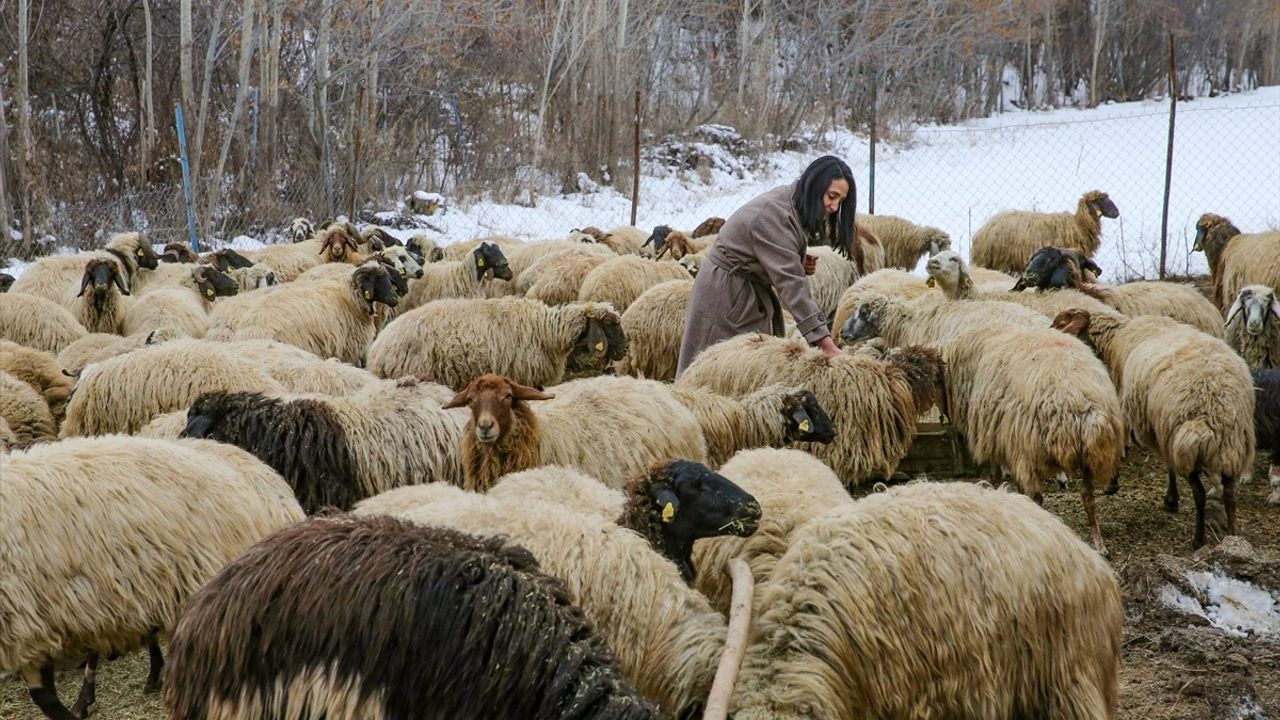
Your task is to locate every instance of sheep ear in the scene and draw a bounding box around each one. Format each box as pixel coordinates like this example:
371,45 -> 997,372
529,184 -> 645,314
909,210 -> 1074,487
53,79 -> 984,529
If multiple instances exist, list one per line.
441,389 -> 471,409
113,270 -> 131,296
1052,310 -> 1090,336
77,272 -> 92,297
1270,296 -> 1280,322
511,382 -> 554,402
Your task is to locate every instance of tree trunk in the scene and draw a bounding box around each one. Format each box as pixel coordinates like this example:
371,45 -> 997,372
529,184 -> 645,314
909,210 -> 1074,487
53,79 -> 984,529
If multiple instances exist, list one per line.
206,0 -> 258,237
16,0 -> 34,250
193,0 -> 230,186
317,0 -> 334,215
180,0 -> 196,132
0,84 -> 13,245
1089,0 -> 1110,106
141,0 -> 156,185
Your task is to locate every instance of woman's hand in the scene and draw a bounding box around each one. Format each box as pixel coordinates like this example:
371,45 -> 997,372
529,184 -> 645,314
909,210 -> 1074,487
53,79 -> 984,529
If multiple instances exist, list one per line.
803,254 -> 817,276
814,335 -> 845,357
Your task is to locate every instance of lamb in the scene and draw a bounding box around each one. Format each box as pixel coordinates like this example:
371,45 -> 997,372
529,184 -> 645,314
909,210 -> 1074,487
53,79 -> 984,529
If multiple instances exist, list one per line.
395,241 -> 514,314
56,327 -> 183,376
1249,369 -> 1280,506
732,481 -> 1122,720
356,458 -> 761,716
122,265 -> 239,338
206,264 -> 400,365
164,515 -> 664,720
0,435 -> 304,720
442,373 -> 709,492
60,338 -> 286,436
369,298 -> 624,389
614,279 -> 693,381
670,384 -> 835,467
180,377 -> 465,512
970,190 -> 1119,274
1226,285 -> 1280,369
577,255 -> 693,312
854,212 -> 952,270
677,336 -> 945,484
0,292 -> 88,355
842,296 -> 1125,554
0,371 -> 58,449
1193,213 -> 1280,311
1054,308 -> 1256,548
61,259 -> 132,334
0,340 -> 74,425
10,232 -> 160,302
520,250 -> 614,305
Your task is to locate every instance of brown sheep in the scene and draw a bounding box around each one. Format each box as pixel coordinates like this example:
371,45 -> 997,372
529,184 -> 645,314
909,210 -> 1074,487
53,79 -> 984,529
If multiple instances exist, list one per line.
971,190 -> 1119,273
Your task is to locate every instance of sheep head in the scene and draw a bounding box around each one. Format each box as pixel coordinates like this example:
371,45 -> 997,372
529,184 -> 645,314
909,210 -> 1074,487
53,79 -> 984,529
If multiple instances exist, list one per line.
289,217 -> 315,243
656,230 -> 694,260
691,216 -> 725,239
779,389 -> 836,444
369,256 -> 410,296
1012,246 -> 1099,293
1051,308 -> 1095,342
1226,285 -> 1280,337
473,242 -> 513,281
0,273 -> 14,293
77,259 -> 130,300
204,248 -> 255,272
643,225 -> 674,255
318,227 -> 360,263
352,264 -> 399,315
678,253 -> 703,277
620,459 -> 761,583
161,242 -> 199,264
1082,190 -> 1119,219
884,345 -> 947,418
921,228 -> 952,258
443,374 -> 553,445
361,226 -> 401,251
924,250 -> 971,297
406,235 -> 443,265
568,304 -> 626,372
191,265 -> 239,301
119,233 -> 161,270
1193,212 -> 1240,263
382,246 -> 424,280
181,391 -> 271,441
840,298 -> 887,343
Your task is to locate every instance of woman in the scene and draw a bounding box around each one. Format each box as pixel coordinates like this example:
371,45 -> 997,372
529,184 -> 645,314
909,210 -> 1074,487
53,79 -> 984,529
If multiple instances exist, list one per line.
675,155 -> 861,378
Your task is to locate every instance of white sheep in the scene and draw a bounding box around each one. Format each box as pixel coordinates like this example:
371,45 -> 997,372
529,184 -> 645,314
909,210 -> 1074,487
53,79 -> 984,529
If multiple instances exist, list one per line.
854,212 -> 952,270
577,255 -> 693,312
393,241 -> 514,315
518,249 -> 614,305
614,279 -> 693,382
122,265 -> 240,338
971,190 -> 1119,273
221,339 -> 379,395
1225,285 -> 1280,369
0,340 -> 75,425
239,225 -> 362,282
60,258 -> 133,334
0,371 -> 57,449
0,292 -> 90,355
10,232 -> 160,302
56,327 -> 184,376
670,384 -> 835,467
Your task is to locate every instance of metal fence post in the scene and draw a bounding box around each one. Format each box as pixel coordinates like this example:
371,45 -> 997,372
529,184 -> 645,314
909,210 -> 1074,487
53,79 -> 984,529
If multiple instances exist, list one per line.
868,69 -> 877,215
1159,33 -> 1178,280
175,101 -> 199,252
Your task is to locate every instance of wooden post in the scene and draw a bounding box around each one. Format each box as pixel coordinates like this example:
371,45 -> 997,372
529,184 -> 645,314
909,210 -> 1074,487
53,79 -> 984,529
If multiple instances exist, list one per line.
1159,33 -> 1177,280
868,70 -> 877,215
175,101 -> 200,252
630,90 -> 641,227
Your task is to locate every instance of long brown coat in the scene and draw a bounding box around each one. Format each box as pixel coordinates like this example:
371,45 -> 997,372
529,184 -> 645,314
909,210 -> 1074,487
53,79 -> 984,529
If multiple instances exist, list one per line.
676,183 -> 830,377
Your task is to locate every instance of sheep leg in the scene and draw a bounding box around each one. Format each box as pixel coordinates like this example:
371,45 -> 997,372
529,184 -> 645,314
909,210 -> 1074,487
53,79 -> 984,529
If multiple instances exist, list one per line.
27,665 -> 79,720
1222,475 -> 1237,537
1188,470 -> 1207,549
71,654 -> 98,718
144,637 -> 164,693
1080,472 -> 1107,558
1102,472 -> 1120,496
1163,470 -> 1179,512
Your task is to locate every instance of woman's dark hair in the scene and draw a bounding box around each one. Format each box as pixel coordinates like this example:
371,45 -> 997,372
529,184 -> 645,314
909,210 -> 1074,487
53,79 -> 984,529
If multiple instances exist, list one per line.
792,155 -> 861,271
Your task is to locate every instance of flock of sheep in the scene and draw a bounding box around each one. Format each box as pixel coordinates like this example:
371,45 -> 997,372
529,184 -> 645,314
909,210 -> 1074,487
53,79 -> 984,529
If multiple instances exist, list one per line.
1,188 -> 1278,719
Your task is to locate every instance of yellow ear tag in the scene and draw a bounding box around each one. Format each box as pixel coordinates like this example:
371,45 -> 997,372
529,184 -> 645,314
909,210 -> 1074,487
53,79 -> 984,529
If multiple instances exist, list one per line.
364,289 -> 373,300
137,249 -> 145,256
594,341 -> 605,352
1095,207 -> 1103,217
926,276 -> 936,287
661,502 -> 675,523
205,288 -> 215,297
799,419 -> 811,432
477,257 -> 486,268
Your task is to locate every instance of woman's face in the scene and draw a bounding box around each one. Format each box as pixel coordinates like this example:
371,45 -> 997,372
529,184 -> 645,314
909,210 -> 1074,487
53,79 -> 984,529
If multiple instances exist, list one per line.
823,178 -> 850,215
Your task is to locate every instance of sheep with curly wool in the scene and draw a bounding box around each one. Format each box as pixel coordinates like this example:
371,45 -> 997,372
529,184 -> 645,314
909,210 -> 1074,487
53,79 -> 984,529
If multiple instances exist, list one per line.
356,458 -> 760,717
842,296 -> 1125,554
0,341 -> 74,425
806,246 -> 860,320
0,435 -> 304,720
165,514 -> 663,720
11,232 -> 160,302
1193,213 -> 1280,312
0,372 -> 57,449
1226,285 -> 1280,369
971,190 -> 1119,273
577,255 -> 693,312
60,259 -> 133,334
369,297 -> 624,389
179,378 -> 464,512
394,242 -> 514,315
442,374 -> 707,492
206,264 -> 400,365
677,336 -> 945,484
122,265 -> 239,338
670,384 -> 835,467
614,279 -> 693,381
837,292 -> 1044,349
519,250 -> 614,305
60,338 -> 286,436
732,480 -> 1121,720
1054,308 -> 1255,548
221,339 -> 379,395
487,465 -> 626,518
56,327 -> 183,376
854,212 -> 952,270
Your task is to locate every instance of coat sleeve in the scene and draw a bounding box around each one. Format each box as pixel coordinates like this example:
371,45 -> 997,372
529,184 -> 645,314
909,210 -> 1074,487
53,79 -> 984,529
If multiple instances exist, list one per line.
751,213 -> 830,344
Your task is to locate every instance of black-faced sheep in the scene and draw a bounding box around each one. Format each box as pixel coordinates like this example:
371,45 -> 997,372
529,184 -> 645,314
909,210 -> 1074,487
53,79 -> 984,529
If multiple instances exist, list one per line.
1,436 -> 304,720
677,335 -> 945,485
206,264 -> 399,365
180,378 -> 464,512
122,265 -> 238,338
356,458 -> 761,716
855,212 -> 952,270
577,255 -> 693,312
0,273 -> 14,293
10,232 -> 160,302
1054,309 -> 1256,548
670,384 -> 835,467
970,190 -> 1119,274
1193,213 -> 1280,312
614,279 -> 693,381
369,297 -> 624,389
732,481 -> 1122,720
61,259 -> 132,334
1226,285 -> 1280,369
163,515 -> 663,720
0,340 -> 74,426
394,241 -> 513,314
442,373 -> 708,492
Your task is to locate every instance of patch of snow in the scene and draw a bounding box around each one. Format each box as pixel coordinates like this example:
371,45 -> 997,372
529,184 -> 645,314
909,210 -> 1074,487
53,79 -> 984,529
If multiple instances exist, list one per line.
3,258 -> 28,279
1160,568 -> 1280,638
374,211 -> 400,222
225,235 -> 268,251
576,172 -> 600,194
412,191 -> 446,204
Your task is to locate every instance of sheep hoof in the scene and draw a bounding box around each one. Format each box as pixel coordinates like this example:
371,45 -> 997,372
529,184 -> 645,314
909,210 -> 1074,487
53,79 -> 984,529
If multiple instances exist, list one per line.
1103,477 -> 1120,496
1163,495 -> 1178,513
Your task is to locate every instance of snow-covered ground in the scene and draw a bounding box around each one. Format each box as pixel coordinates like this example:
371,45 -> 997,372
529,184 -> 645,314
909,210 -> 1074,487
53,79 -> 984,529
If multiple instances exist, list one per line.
6,86 -> 1278,280
1160,568 -> 1280,639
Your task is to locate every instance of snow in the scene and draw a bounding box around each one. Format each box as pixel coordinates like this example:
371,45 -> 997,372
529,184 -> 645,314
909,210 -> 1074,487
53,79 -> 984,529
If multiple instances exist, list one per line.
412,191 -> 445,204
6,86 -> 1278,280
1160,568 -> 1280,638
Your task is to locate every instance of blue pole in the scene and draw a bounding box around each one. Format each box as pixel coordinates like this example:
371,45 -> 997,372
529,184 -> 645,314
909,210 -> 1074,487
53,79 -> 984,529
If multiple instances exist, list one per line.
175,101 -> 200,252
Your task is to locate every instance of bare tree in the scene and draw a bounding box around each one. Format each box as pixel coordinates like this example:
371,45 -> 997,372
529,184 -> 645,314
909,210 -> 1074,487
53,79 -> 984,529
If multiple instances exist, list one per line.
0,85 -> 12,242
1089,0 -> 1111,106
205,0 -> 259,235
16,0 -> 34,249
316,0 -> 334,214
140,0 -> 157,185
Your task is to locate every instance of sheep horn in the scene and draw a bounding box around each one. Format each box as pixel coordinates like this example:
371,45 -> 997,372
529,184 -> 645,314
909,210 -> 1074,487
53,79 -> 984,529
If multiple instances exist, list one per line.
1224,296 -> 1245,327
701,556 -> 753,720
